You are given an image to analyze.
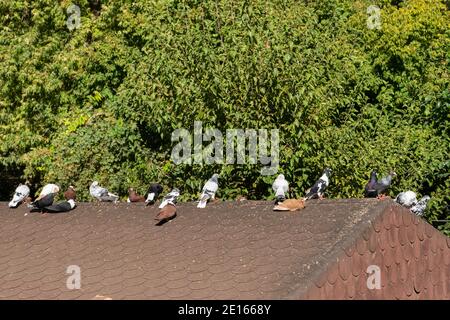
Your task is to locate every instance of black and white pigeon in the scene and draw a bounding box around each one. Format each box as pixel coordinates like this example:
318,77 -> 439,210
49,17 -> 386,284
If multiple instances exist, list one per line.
272,174 -> 289,204
145,183 -> 164,206
159,188 -> 180,209
303,168 -> 332,200
8,184 -> 30,208
43,199 -> 76,214
89,181 -> 119,202
370,171 -> 396,199
197,174 -> 219,208
410,196 -> 430,216
395,191 -> 417,208
364,170 -> 378,197
28,193 -> 56,212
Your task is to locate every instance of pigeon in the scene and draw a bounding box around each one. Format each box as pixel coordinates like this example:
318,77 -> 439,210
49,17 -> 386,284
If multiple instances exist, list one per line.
43,199 -> 76,214
364,170 -> 378,197
127,188 -> 145,202
35,183 -> 60,200
273,199 -> 305,212
197,174 -> 219,208
145,183 -> 164,205
395,191 -> 417,208
89,181 -> 119,202
64,186 -> 76,200
272,174 -> 289,204
155,203 -> 177,225
410,196 -> 430,216
159,188 -> 180,209
28,193 -> 56,212
8,184 -> 31,208
304,168 -> 332,200
371,171 -> 396,199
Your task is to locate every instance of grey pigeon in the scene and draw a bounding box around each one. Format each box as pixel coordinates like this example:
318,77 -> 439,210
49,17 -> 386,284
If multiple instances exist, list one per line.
43,199 -> 76,214
364,170 -> 378,197
159,188 -> 180,209
395,191 -> 417,208
410,196 -> 430,216
197,174 -> 219,208
304,168 -> 332,200
9,184 -> 30,208
272,174 -> 289,204
145,183 -> 164,205
370,171 -> 396,199
89,181 -> 119,202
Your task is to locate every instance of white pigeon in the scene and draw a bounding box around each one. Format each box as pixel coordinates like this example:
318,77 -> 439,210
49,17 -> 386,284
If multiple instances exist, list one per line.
159,188 -> 180,209
89,181 -> 119,202
197,174 -> 219,208
272,174 -> 289,204
36,183 -> 60,200
395,191 -> 417,208
411,196 -> 431,216
8,184 -> 30,208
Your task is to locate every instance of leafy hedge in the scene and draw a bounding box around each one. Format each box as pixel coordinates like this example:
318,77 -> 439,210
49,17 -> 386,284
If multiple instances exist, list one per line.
0,0 -> 449,234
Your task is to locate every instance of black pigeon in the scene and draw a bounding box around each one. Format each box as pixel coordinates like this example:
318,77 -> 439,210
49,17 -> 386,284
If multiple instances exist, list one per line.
364,170 -> 378,197
29,193 -> 55,212
370,171 -> 396,199
304,168 -> 332,200
43,199 -> 76,214
145,183 -> 164,206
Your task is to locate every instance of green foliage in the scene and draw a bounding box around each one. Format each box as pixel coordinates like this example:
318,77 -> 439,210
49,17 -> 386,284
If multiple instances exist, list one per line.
0,0 -> 448,233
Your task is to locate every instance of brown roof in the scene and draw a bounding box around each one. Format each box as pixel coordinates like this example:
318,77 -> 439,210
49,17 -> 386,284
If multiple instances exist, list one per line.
0,199 -> 449,300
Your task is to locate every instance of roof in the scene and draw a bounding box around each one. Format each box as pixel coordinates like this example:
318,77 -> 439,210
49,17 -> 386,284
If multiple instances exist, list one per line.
0,199 -> 449,299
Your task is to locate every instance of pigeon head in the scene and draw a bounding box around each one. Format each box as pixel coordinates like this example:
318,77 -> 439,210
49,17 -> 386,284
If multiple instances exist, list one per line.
128,188 -> 136,194
69,186 -> 76,191
420,195 -> 431,203
369,170 -> 377,181
277,174 -> 285,180
323,168 -> 332,176
389,171 -> 397,177
92,181 -> 99,187
211,174 -> 219,182
171,188 -> 180,195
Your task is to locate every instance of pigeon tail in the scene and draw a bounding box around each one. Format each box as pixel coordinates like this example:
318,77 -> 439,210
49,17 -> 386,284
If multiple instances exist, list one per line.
273,204 -> 290,211
146,192 -> 155,202
197,200 -> 207,208
159,199 -> 169,209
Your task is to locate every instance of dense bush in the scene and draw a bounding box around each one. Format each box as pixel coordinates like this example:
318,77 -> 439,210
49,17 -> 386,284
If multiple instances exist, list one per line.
0,0 -> 448,234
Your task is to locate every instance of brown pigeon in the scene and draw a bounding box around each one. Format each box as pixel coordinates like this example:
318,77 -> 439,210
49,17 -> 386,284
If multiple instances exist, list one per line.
273,199 -> 306,212
155,203 -> 177,225
127,188 -> 145,202
64,186 -> 76,200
